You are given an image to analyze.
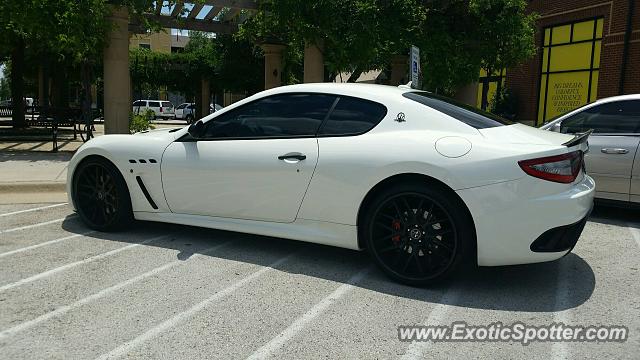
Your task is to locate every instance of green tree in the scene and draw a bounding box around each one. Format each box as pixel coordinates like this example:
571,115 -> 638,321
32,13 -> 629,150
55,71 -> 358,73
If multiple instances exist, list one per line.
0,0 -> 157,128
470,0 -> 537,108
240,0 -> 536,94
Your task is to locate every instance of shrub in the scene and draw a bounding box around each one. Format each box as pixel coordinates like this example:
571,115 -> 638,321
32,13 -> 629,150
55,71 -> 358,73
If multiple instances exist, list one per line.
129,109 -> 156,134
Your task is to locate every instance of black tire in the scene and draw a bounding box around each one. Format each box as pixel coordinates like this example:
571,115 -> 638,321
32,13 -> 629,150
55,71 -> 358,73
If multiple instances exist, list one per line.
72,157 -> 133,231
362,182 -> 474,286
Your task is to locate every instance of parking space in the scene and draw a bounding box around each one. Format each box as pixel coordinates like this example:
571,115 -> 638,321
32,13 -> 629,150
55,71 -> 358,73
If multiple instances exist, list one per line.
0,203 -> 638,359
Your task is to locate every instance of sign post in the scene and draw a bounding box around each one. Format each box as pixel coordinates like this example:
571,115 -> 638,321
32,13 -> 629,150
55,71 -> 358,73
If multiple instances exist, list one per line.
410,45 -> 420,89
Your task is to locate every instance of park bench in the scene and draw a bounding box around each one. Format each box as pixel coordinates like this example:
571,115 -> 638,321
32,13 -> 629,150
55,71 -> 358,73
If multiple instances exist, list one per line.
1,106 -> 82,152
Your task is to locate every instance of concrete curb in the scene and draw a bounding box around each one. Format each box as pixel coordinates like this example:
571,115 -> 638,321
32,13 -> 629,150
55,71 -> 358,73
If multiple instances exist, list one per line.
0,181 -> 66,193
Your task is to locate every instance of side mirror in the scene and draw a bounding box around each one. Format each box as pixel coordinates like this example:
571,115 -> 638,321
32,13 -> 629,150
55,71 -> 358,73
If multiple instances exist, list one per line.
551,121 -> 562,133
188,120 -> 205,139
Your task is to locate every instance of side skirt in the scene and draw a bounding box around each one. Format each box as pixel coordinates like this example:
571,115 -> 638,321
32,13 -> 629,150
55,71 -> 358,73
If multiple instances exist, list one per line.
133,212 -> 361,251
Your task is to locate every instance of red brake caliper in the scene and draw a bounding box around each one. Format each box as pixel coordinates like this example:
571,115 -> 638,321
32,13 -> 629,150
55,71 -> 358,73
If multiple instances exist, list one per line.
391,220 -> 402,243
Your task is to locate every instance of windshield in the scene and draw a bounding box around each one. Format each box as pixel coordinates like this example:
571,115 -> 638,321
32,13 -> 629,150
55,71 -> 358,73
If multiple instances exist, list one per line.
403,91 -> 513,129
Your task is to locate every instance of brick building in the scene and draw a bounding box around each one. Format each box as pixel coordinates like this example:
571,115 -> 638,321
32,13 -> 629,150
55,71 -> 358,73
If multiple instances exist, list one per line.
486,0 -> 639,125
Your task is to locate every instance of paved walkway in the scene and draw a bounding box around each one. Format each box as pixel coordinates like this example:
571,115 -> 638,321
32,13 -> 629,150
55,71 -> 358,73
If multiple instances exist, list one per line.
0,123 -> 182,204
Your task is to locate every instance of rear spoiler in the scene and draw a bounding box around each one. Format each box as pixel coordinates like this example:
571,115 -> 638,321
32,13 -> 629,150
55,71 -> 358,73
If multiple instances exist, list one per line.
562,129 -> 592,147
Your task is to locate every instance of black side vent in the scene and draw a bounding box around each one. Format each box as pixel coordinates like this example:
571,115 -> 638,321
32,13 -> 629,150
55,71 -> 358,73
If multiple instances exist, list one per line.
135,176 -> 158,209
138,159 -> 147,163
129,159 -> 137,163
149,159 -> 157,163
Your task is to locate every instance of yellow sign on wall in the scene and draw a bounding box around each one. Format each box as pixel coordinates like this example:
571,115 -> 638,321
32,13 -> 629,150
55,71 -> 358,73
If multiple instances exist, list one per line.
537,18 -> 603,125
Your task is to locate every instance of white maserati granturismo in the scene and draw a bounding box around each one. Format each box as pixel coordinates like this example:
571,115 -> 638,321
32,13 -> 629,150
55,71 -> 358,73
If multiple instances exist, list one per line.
67,83 -> 594,285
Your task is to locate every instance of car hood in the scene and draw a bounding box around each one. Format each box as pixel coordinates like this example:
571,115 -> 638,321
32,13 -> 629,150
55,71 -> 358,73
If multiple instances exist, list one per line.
479,123 -> 574,146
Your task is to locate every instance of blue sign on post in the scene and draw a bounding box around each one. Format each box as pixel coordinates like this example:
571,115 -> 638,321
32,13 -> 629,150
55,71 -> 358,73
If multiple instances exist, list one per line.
410,45 -> 420,89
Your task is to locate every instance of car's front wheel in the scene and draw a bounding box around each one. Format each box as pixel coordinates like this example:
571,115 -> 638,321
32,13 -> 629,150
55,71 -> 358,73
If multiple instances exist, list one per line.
72,157 -> 133,231
363,183 -> 474,286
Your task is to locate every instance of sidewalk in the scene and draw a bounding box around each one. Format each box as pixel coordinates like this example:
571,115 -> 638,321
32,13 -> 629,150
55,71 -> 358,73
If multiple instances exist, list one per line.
0,124 -> 96,204
0,123 -> 181,204
0,151 -> 71,204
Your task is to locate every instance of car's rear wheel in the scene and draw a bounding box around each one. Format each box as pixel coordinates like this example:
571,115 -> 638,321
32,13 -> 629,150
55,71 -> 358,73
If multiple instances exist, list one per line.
72,157 -> 132,231
363,183 -> 473,286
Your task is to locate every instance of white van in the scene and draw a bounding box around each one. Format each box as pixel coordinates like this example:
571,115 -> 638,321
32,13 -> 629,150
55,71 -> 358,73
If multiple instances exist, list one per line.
132,100 -> 175,119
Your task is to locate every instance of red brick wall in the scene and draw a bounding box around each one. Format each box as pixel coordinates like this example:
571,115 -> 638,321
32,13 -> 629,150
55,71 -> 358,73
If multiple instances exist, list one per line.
506,0 -> 640,124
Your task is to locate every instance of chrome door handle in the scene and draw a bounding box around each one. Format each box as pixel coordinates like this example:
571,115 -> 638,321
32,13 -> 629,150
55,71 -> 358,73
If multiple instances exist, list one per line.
601,148 -> 629,154
278,152 -> 307,161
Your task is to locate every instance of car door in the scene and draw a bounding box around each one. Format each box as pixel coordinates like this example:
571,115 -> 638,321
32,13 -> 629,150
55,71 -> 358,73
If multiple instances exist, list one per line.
161,93 -> 337,223
560,100 -> 640,201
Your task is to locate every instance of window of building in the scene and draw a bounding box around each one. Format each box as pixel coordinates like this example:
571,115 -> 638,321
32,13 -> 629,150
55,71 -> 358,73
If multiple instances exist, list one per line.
476,69 -> 506,111
139,43 -> 151,50
537,18 -> 603,125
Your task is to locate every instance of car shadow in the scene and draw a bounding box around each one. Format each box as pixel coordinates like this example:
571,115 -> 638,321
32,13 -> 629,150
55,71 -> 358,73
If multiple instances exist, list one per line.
60,214 -> 595,313
588,202 -> 640,228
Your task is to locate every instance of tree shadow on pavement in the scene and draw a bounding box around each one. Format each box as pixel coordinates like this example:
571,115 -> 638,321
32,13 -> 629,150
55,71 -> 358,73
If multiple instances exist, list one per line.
60,214 -> 595,314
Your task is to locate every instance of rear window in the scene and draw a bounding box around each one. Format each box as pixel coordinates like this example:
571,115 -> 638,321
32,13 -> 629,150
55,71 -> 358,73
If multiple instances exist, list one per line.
403,92 -> 512,129
162,102 -> 173,108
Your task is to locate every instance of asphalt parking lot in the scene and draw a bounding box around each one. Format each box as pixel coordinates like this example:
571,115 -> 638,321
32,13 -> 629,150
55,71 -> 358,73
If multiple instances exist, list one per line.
0,202 -> 638,359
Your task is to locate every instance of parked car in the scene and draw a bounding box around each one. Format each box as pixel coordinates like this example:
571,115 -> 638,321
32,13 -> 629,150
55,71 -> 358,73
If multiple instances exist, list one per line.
68,83 -> 593,286
174,102 -> 224,123
541,94 -> 640,205
132,100 -> 175,119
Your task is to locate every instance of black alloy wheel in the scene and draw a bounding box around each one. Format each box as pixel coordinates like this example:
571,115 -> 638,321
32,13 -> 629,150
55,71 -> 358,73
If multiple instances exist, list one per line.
73,157 -> 132,231
364,184 -> 473,286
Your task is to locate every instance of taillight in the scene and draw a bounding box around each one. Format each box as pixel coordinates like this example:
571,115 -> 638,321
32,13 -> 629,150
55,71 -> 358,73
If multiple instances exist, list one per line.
160,107 -> 163,112
518,150 -> 583,183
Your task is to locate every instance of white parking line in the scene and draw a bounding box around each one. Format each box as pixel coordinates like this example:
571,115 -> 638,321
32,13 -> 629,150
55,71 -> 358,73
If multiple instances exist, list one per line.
400,289 -> 460,360
0,216 -> 73,234
246,266 -> 372,360
0,203 -> 68,217
0,231 -> 95,259
551,260 -> 570,360
627,225 -> 640,248
0,234 -> 169,293
0,240 -> 231,341
95,252 -> 296,360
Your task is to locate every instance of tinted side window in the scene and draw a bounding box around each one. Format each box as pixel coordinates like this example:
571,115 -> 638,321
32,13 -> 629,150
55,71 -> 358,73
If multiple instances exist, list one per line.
148,101 -> 160,107
561,101 -> 640,134
133,101 -> 145,107
319,96 -> 387,136
176,104 -> 187,110
403,92 -> 512,129
203,94 -> 336,139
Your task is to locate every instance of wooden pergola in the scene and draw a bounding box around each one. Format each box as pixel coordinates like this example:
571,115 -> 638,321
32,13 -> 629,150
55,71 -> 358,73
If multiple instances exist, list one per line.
130,0 -> 258,34
104,1 -> 262,134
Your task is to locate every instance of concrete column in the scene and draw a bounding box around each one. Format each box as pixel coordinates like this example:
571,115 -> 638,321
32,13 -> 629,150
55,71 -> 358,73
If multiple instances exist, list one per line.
303,40 -> 324,83
103,6 -> 131,134
454,82 -> 479,106
260,44 -> 285,90
390,55 -> 408,86
201,78 -> 210,117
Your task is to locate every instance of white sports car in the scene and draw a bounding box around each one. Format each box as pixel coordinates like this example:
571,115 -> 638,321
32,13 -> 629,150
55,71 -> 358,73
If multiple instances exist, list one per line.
68,83 -> 594,285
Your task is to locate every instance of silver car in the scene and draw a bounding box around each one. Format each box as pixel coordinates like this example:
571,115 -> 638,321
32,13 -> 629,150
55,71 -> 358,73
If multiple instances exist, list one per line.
541,94 -> 640,205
